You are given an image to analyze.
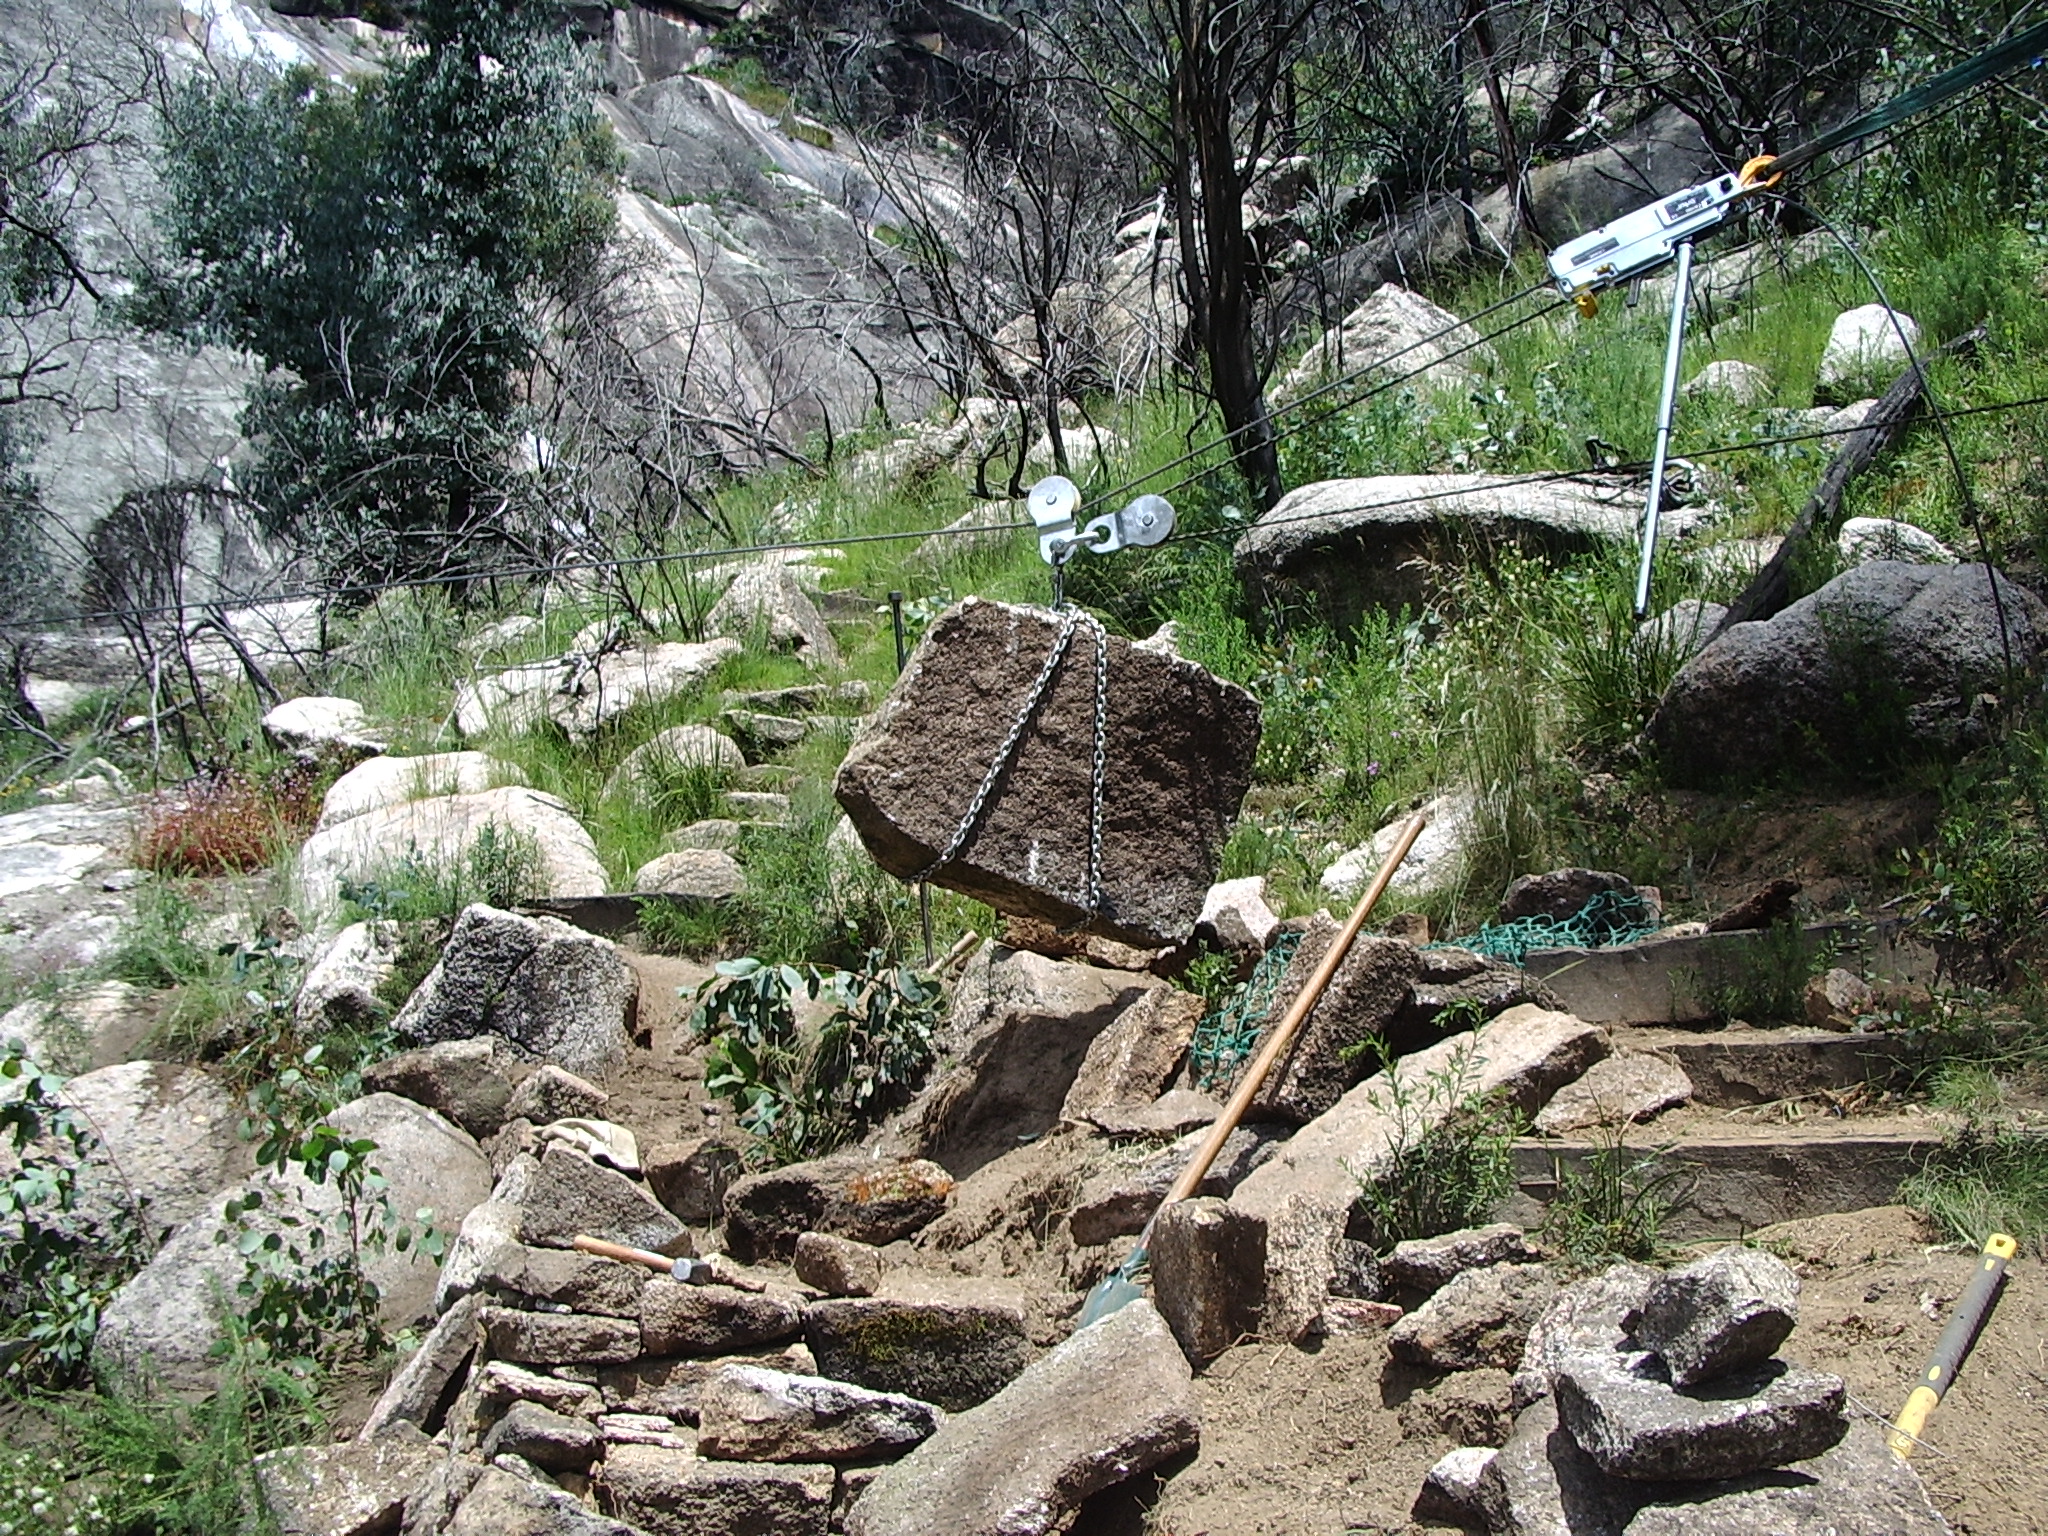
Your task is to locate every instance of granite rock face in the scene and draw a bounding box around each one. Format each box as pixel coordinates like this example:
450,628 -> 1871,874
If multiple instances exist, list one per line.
1649,561 -> 2048,785
834,598 -> 1260,948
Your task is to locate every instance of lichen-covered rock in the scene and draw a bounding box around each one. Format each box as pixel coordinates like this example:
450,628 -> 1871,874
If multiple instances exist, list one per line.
482,1402 -> 605,1474
696,1364 -> 942,1462
834,598 -> 1260,948
806,1292 -> 1031,1411
1555,1350 -> 1847,1481
723,1155 -> 955,1262
1649,562 -> 2048,786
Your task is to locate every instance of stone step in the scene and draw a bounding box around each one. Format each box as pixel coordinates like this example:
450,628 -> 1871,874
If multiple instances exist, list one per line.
1609,1025 -> 1913,1108
1522,920 -> 1940,1026
1500,1109 -> 1951,1241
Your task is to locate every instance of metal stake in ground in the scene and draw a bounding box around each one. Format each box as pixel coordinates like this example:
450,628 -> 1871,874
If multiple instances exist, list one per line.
1076,808 -> 1431,1330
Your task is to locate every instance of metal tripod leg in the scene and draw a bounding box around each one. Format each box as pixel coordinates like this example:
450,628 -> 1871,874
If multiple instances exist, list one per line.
1635,237 -> 1694,620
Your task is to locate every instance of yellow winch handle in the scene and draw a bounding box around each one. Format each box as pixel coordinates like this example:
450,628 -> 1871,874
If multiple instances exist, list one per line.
1888,1232 -> 2018,1458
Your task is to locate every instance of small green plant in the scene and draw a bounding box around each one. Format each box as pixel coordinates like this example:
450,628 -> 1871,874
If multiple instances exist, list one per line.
1901,1123 -> 2048,1256
1681,919 -> 1829,1026
1539,1127 -> 1692,1264
1350,1043 -> 1521,1250
0,1044 -> 152,1385
689,951 -> 942,1165
30,1321 -> 324,1534
213,1013 -> 440,1366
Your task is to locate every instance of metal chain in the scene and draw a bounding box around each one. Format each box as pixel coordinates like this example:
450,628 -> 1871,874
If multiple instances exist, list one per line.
1082,608 -> 1107,920
915,601 -> 1111,923
915,605 -> 1084,883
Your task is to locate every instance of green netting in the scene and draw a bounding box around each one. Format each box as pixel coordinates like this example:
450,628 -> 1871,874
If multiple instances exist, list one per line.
1441,888 -> 1663,966
1189,928 -> 1304,1089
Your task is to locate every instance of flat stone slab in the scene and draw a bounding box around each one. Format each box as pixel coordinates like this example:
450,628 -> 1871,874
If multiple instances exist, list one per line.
844,1301 -> 1198,1536
1523,921 -> 1938,1026
1555,1351 -> 1847,1481
1622,1421 -> 1952,1534
1506,1120 -> 1946,1240
1535,1054 -> 1692,1135
1623,1025 -> 1911,1108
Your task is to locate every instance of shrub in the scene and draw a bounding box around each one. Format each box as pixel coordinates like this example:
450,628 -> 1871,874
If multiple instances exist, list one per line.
340,823 -> 544,925
134,762 -> 325,876
0,1044 -> 153,1386
1350,1042 -> 1521,1250
689,952 -> 942,1165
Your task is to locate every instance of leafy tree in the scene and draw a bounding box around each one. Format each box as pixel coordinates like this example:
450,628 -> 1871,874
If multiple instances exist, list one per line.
135,0 -> 620,580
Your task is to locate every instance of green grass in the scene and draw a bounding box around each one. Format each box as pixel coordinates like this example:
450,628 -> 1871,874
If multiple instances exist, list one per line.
1902,1124 -> 2048,1257
1539,1128 -> 1693,1266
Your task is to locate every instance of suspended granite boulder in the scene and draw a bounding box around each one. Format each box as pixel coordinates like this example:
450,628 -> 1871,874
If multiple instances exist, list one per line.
834,598 -> 1260,948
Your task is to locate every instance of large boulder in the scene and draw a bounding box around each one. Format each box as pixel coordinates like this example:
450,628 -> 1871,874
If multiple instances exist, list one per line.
844,1300 -> 1199,1536
261,696 -> 386,763
834,598 -> 1260,948
1234,475 -> 1712,625
34,1060 -> 248,1242
1649,562 -> 2048,784
1271,282 -> 1487,404
296,921 -> 405,1032
896,944 -> 1162,1176
316,752 -> 513,831
296,788 -> 609,912
1817,305 -> 1920,396
391,904 -> 638,1077
95,1094 -> 493,1391
706,560 -> 842,667
454,638 -> 743,738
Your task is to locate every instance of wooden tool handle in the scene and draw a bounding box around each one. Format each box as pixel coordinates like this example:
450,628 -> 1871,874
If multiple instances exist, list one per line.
573,1234 -> 675,1272
1157,809 -> 1430,1214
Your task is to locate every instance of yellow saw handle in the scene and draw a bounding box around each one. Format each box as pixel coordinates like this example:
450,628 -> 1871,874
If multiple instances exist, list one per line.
1888,1231 -> 2017,1458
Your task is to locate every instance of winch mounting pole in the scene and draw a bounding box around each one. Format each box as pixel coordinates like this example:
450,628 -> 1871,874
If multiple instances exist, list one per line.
1635,237 -> 1695,621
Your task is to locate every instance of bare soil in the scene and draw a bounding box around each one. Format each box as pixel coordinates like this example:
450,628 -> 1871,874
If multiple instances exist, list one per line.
1080,1205 -> 2044,1536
